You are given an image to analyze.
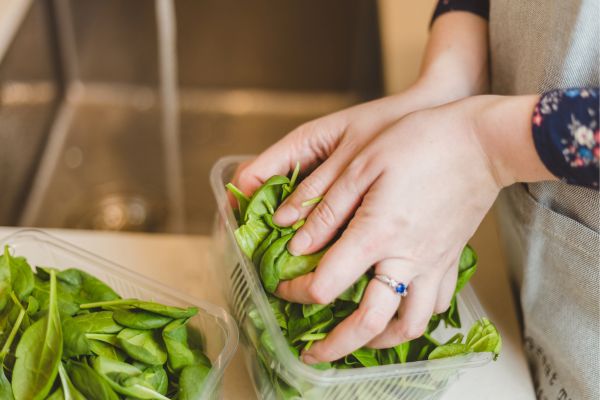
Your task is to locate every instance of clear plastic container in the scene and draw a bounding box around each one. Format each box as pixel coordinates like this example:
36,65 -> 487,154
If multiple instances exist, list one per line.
0,228 -> 238,400
210,156 -> 494,400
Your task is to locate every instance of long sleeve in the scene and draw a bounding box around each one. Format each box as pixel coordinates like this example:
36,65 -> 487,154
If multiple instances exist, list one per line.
431,0 -> 489,23
532,88 -> 599,189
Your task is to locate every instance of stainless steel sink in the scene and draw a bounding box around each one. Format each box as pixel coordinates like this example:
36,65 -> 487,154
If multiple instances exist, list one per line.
1,0 -> 382,234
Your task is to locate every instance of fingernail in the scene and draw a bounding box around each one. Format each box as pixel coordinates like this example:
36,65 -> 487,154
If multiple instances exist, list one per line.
301,353 -> 318,365
289,230 -> 311,256
274,206 -> 299,226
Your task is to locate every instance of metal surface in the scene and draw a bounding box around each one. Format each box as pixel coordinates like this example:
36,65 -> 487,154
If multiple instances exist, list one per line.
2,0 -> 383,234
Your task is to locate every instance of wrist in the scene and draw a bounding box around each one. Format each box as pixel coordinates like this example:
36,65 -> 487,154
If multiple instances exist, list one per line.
472,95 -> 558,187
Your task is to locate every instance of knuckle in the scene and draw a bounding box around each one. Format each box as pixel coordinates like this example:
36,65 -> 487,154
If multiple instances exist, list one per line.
297,175 -> 324,201
356,307 -> 388,337
396,321 -> 427,341
311,199 -> 337,229
306,280 -> 334,305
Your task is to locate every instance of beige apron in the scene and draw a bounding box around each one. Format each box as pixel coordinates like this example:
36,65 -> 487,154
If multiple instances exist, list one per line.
490,1 -> 600,399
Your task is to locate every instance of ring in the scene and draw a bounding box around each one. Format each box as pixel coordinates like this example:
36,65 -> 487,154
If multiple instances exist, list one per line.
374,274 -> 408,297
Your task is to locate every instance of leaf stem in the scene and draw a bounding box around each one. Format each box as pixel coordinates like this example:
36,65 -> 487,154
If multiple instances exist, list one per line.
225,183 -> 250,202
80,299 -> 137,309
0,308 -> 25,361
301,196 -> 323,207
423,332 -> 441,347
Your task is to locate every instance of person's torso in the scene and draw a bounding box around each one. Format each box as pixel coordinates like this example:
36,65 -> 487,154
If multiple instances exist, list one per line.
490,1 -> 599,399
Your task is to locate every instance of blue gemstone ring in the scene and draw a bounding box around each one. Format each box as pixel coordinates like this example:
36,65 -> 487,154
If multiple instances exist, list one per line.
374,274 -> 408,297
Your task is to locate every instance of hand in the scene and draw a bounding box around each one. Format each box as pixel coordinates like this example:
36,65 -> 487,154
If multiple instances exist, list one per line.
271,95 -> 554,364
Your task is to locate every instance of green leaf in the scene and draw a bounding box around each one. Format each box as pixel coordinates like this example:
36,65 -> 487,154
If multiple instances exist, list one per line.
67,359 -> 120,400
260,234 -> 293,293
0,246 -> 13,312
178,363 -> 211,400
1,246 -> 34,303
0,305 -> 25,400
92,356 -> 170,400
351,348 -> 379,367
465,318 -> 502,359
276,248 -> 326,281
57,363 -> 87,400
302,303 -> 327,319
244,175 -> 289,221
117,328 -> 168,365
62,316 -> 91,358
162,318 -> 195,372
252,229 -> 280,267
234,218 -> 271,259
113,308 -> 172,330
80,299 -> 197,319
88,339 -> 127,361
428,343 -> 471,360
12,269 -> 63,400
338,274 -> 369,304
393,342 -> 410,364
226,182 -> 250,218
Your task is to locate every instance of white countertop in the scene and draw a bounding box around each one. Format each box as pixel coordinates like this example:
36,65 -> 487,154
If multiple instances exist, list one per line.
0,224 -> 535,399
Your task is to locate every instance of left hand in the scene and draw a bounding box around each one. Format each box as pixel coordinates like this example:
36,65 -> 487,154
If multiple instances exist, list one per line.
270,95 -> 554,364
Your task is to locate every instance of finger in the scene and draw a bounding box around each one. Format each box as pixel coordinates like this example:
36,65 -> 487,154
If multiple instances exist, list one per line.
368,272 -> 440,349
286,158 -> 380,255
434,263 -> 457,314
273,147 -> 357,227
275,224 -> 377,304
300,276 -> 401,365
234,118 -> 344,195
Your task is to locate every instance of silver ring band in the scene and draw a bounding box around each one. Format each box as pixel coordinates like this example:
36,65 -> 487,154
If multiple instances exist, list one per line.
374,274 -> 408,297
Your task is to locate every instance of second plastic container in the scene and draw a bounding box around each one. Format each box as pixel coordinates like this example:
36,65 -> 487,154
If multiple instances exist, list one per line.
0,229 -> 238,400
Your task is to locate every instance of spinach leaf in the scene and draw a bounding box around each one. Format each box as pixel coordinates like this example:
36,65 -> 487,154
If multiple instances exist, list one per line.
91,356 -> 170,400
276,248 -> 326,281
244,175 -> 289,221
393,342 -> 410,364
234,217 -> 271,259
80,299 -> 198,319
428,343 -> 470,360
162,318 -> 195,372
57,362 -> 87,400
178,363 -> 211,400
117,328 -> 168,365
88,339 -> 127,361
62,316 -> 91,358
338,274 -> 369,304
12,269 -> 62,400
351,348 -> 379,367
259,234 -> 293,293
225,182 -> 250,218
68,311 -> 122,333
66,359 -> 120,400
1,246 -> 34,303
0,247 -> 12,312
113,308 -> 172,330
0,306 -> 25,400
252,229 -> 280,267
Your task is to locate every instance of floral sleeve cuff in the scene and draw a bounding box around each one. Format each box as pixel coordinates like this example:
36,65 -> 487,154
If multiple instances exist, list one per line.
532,88 -> 599,189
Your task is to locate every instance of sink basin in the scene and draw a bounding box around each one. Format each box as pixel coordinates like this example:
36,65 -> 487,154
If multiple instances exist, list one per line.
1,0 -> 383,234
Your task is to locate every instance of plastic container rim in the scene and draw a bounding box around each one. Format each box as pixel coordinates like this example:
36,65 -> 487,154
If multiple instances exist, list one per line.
210,155 -> 493,386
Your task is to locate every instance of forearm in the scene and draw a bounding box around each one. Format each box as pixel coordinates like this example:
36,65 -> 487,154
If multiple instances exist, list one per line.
413,12 -> 489,102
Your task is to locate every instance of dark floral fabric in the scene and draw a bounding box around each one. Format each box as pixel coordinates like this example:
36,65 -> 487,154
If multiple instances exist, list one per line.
532,88 -> 599,188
